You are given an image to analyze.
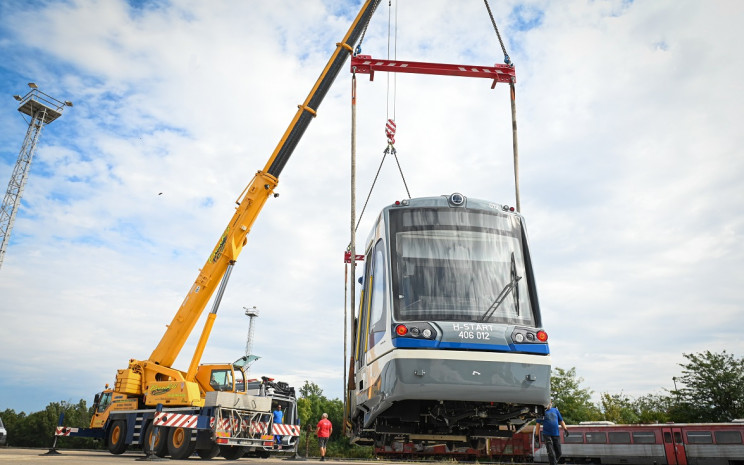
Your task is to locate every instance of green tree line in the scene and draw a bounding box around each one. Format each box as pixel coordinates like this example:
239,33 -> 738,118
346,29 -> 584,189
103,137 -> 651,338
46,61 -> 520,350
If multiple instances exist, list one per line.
551,350 -> 744,425
1,350 -> 742,453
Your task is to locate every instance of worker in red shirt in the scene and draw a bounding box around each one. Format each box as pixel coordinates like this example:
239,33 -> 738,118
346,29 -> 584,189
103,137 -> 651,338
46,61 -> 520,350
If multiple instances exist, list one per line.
316,413 -> 333,461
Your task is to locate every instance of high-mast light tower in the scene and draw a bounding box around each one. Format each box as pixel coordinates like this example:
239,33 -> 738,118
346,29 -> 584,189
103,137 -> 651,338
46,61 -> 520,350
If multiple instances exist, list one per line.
243,306 -> 260,374
0,83 -> 72,269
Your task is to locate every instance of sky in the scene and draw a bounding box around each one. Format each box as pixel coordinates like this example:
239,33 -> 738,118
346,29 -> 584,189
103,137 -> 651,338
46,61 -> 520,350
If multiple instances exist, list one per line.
0,0 -> 742,416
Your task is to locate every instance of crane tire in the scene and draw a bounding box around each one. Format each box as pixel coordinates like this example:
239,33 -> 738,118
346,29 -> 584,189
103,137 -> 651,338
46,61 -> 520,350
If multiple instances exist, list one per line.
219,445 -> 246,460
107,420 -> 128,455
142,422 -> 167,457
167,426 -> 196,460
196,442 -> 221,459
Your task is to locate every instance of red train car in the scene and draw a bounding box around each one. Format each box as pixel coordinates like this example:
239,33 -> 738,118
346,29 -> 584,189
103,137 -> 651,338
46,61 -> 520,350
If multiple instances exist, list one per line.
534,421 -> 744,465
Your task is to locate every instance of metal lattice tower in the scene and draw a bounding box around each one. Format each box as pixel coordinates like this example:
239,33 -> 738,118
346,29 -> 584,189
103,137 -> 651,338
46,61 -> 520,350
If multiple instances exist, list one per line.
243,306 -> 260,373
0,83 -> 72,269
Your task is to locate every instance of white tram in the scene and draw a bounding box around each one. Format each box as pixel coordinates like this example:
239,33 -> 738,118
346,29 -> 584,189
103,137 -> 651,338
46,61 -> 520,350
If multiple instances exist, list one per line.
347,193 -> 551,448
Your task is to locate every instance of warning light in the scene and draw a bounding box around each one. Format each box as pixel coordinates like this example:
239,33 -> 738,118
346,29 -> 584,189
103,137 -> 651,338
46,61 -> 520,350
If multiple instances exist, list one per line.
395,324 -> 408,336
537,330 -> 548,342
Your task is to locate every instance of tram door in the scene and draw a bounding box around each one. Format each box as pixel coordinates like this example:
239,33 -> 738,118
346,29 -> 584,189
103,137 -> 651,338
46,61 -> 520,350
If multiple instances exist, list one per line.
662,427 -> 687,465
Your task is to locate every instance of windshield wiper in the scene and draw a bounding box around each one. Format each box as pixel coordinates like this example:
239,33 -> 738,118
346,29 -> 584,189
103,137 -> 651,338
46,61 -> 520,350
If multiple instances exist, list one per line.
480,252 -> 522,322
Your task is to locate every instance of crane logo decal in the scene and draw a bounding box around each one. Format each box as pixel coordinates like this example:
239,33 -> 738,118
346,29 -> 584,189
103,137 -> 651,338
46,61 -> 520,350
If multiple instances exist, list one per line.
211,227 -> 229,263
150,383 -> 178,396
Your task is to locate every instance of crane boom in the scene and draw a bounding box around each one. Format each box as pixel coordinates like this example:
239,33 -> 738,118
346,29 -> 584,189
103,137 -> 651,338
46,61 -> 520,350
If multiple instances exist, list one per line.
114,0 -> 382,407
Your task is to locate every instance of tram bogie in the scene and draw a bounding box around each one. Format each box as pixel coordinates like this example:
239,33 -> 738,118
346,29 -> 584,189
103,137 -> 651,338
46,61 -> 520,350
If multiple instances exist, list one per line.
346,193 -> 551,445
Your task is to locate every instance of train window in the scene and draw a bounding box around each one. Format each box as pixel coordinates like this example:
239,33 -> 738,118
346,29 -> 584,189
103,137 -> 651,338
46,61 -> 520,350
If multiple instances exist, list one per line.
608,432 -> 631,444
357,245 -> 375,364
674,432 -> 682,444
389,208 -> 535,326
585,432 -> 607,444
714,430 -> 742,444
632,432 -> 657,444
686,431 -> 713,444
664,432 -> 672,443
564,433 -> 584,443
367,241 -> 387,349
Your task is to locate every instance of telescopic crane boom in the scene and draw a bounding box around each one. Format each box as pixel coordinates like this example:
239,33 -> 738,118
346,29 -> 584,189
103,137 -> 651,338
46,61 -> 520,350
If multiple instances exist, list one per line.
115,0 -> 382,408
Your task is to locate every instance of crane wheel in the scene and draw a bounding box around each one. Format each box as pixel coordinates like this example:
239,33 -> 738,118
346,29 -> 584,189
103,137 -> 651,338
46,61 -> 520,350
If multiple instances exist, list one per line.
196,442 -> 221,459
107,420 -> 128,455
167,426 -> 196,460
219,445 -> 246,460
143,422 -> 167,457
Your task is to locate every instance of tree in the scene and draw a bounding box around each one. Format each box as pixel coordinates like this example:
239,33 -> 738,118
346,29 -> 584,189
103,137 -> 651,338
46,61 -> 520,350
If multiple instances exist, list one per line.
599,393 -> 639,424
673,350 -> 744,422
550,367 -> 600,423
295,380 -> 372,459
1,400 -> 97,449
634,393 -> 674,424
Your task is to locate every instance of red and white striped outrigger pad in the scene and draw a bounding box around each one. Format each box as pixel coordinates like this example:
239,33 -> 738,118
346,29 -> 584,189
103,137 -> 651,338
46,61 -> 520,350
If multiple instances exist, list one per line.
154,411 -> 198,429
55,426 -> 78,436
271,424 -> 301,436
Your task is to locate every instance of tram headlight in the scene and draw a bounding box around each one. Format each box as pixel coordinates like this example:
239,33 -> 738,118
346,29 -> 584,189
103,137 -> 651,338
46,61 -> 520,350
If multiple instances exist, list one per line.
511,327 -> 548,344
410,327 -> 420,336
448,193 -> 465,206
422,328 -> 432,338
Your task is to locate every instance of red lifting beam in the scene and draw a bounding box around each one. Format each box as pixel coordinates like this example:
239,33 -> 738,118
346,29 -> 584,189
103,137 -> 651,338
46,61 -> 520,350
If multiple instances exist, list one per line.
350,54 -> 515,88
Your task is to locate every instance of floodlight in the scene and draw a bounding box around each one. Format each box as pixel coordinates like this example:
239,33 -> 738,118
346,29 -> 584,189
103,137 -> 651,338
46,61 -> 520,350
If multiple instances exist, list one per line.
64,101 -> 73,107
28,82 -> 38,89
13,95 -> 22,101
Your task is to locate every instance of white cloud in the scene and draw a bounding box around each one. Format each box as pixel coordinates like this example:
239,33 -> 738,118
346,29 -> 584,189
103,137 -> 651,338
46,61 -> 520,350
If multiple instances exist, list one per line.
0,0 -> 742,415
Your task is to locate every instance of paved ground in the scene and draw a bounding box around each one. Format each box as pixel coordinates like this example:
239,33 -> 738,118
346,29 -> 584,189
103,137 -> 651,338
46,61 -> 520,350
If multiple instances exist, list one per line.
0,448 -> 358,464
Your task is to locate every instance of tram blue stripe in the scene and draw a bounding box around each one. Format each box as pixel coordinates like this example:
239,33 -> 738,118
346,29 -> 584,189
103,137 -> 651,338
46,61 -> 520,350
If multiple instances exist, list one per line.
392,338 -> 550,354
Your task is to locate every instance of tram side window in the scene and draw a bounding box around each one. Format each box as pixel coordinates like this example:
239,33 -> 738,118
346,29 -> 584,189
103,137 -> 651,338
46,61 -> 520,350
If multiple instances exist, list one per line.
564,433 -> 584,443
608,432 -> 631,444
355,242 -> 376,365
367,241 -> 387,349
714,430 -> 742,444
686,431 -> 713,444
632,432 -> 657,444
585,432 -> 607,444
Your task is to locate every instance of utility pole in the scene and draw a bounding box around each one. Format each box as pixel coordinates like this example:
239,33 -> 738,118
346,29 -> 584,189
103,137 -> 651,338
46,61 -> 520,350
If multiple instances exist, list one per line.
0,83 -> 72,269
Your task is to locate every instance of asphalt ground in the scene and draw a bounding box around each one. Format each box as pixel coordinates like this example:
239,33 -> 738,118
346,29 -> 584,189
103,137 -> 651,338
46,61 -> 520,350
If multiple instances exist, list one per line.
0,448 -> 366,465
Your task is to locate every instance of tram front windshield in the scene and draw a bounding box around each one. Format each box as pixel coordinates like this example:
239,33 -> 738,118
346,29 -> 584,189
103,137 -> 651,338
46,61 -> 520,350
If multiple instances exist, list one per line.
390,208 -> 535,326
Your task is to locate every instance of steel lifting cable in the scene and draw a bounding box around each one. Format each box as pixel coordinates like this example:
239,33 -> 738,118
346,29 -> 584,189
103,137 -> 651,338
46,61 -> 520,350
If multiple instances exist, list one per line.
355,0 -> 411,233
483,0 -> 521,211
483,0 -> 512,66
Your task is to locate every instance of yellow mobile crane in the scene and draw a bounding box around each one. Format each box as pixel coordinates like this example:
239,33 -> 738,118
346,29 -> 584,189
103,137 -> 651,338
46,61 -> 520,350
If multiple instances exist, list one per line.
54,1 -> 382,460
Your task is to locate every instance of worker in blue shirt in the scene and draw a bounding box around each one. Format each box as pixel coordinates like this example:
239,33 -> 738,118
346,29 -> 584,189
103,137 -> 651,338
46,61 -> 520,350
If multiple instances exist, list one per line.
536,400 -> 569,465
272,404 -> 284,449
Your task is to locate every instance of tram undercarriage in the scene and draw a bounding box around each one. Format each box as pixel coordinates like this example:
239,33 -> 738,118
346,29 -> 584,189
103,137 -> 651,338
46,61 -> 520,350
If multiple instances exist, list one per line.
352,399 -> 544,446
